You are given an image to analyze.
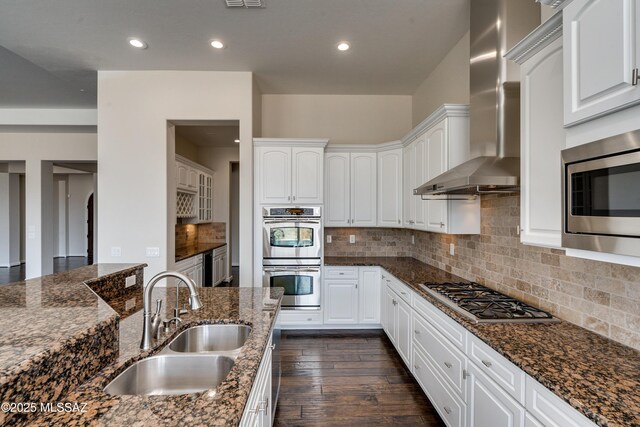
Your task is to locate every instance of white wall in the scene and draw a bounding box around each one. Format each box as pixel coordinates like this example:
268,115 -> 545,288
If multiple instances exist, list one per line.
412,32 -> 470,126
97,71 -> 256,284
67,174 -> 94,257
262,94 -> 412,145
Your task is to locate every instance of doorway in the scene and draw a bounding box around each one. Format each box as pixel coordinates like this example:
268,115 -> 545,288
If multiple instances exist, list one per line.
230,162 -> 240,284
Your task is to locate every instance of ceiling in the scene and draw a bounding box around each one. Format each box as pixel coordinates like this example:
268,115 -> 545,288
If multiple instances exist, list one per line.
0,0 -> 469,108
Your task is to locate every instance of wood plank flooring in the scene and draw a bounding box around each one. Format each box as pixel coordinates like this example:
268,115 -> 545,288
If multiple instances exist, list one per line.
274,329 -> 446,427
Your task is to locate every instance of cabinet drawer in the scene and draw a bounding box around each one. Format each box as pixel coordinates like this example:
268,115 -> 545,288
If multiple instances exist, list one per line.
412,312 -> 467,398
213,246 -> 227,257
324,266 -> 358,279
413,345 -> 466,427
278,310 -> 323,325
413,295 -> 466,352
526,375 -> 596,427
381,271 -> 412,303
467,333 -> 525,405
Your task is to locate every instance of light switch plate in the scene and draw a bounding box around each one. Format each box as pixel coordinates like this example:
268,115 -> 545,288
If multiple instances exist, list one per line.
326,235 -> 332,243
146,247 -> 160,257
411,235 -> 415,245
349,235 -> 356,244
125,275 -> 136,288
111,247 -> 122,257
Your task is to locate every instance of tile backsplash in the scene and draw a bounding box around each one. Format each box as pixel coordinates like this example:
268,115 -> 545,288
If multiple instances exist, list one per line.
175,222 -> 226,252
326,194 -> 640,351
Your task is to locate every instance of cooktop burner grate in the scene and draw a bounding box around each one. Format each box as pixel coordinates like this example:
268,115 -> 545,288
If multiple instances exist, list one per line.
420,282 -> 558,324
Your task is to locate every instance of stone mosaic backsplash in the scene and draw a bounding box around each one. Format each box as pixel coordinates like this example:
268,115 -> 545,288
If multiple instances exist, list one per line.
326,194 -> 640,350
175,222 -> 226,252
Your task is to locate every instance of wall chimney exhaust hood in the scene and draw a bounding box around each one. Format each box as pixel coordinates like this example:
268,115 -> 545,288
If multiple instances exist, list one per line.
414,0 -> 539,199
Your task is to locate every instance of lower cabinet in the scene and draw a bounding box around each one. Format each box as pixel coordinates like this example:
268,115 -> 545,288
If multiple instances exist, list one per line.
323,266 -> 381,326
241,335 -> 273,427
382,285 -> 397,344
382,280 -> 412,367
212,246 -> 228,286
175,254 -> 203,287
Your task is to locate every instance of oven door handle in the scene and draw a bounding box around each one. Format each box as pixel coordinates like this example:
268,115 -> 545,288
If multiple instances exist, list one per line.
263,219 -> 321,224
263,267 -> 321,273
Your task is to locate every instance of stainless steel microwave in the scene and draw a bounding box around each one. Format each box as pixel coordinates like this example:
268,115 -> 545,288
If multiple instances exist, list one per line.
562,129 -> 640,257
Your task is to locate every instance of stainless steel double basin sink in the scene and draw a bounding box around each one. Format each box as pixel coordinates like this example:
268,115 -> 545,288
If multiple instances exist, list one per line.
104,324 -> 251,396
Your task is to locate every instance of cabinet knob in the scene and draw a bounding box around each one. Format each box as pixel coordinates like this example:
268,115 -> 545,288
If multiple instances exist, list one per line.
414,329 -> 420,335
444,406 -> 452,415
414,364 -> 420,370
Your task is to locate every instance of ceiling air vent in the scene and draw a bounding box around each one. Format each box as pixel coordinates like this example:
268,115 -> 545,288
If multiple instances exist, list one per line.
225,0 -> 264,7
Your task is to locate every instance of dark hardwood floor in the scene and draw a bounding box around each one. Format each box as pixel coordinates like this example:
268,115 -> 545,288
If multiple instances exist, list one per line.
0,257 -> 90,285
274,329 -> 446,427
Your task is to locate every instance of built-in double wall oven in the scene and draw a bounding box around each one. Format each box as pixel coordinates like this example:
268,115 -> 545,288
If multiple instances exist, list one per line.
262,207 -> 322,309
562,129 -> 640,257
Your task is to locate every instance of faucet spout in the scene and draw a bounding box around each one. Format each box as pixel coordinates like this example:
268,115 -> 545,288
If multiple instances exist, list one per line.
140,271 -> 203,351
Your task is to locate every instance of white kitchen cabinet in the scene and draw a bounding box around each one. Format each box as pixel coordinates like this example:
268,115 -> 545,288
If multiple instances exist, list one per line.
176,160 -> 199,193
198,172 -> 213,223
382,284 -> 397,343
402,105 -> 479,234
175,254 -> 203,287
563,0 -> 640,126
358,267 -> 381,324
526,375 -> 597,427
324,151 -> 376,227
518,28 -> 565,247
212,245 -> 228,286
324,279 -> 358,324
254,139 -> 327,205
240,336 -> 273,427
377,148 -> 403,227
396,295 -> 412,367
467,362 -> 526,427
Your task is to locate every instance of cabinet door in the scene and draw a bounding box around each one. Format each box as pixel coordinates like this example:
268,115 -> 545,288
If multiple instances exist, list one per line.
292,147 -> 323,204
350,152 -> 377,227
403,143 -> 415,227
521,37 -> 565,248
358,267 -> 381,324
413,135 -> 427,229
396,296 -> 412,367
563,0 -> 640,125
467,362 -> 526,427
425,121 -> 449,233
176,162 -> 190,190
324,280 -> 358,324
383,284 -> 397,343
377,149 -> 403,227
257,147 -> 292,204
325,153 -> 351,227
188,168 -> 199,190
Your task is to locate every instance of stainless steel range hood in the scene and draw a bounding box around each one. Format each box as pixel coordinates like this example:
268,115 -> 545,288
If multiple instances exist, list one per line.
414,0 -> 539,198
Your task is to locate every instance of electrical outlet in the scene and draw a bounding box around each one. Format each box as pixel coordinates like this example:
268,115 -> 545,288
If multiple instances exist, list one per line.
146,247 -> 160,257
125,275 -> 136,288
125,297 -> 136,311
411,235 -> 415,245
449,243 -> 455,256
326,235 -> 332,243
111,247 -> 122,257
349,235 -> 356,244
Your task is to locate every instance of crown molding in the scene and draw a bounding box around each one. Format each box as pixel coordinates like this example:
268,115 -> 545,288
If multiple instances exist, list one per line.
253,137 -> 329,148
506,11 -> 563,65
175,154 -> 213,174
401,104 -> 469,146
325,140 -> 403,153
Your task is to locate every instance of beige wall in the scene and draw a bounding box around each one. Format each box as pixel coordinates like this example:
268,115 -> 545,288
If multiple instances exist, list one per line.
262,94 -> 412,145
197,146 -> 239,231
412,32 -> 470,126
175,134 -> 199,162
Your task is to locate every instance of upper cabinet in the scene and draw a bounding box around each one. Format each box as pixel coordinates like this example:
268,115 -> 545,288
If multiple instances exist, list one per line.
377,148 -> 403,227
402,105 -> 480,235
325,151 -> 377,227
507,13 -> 566,248
563,0 -> 640,126
254,139 -> 328,205
176,155 -> 214,223
176,160 -> 199,193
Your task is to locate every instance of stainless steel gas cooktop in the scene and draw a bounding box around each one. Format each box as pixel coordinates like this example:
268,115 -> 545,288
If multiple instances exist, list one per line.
420,282 -> 559,324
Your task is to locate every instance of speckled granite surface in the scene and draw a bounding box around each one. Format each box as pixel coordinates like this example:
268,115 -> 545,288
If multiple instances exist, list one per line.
325,257 -> 640,427
31,286 -> 283,427
175,242 -> 227,262
0,264 -> 146,426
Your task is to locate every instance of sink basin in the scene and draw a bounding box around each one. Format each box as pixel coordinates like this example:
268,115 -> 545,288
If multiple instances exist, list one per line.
103,354 -> 234,396
168,324 -> 252,353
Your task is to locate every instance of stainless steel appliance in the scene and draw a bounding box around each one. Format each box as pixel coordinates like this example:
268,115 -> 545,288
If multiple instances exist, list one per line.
420,282 -> 558,324
562,130 -> 640,257
262,206 -> 322,261
262,265 -> 321,309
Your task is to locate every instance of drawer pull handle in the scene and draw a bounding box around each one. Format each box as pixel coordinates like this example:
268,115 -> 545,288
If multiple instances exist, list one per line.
339,272 -> 345,275
444,362 -> 452,369
414,330 -> 420,335
270,344 -> 276,350
444,406 -> 452,415
307,318 -> 313,321
482,360 -> 492,368
400,291 -> 407,295
414,364 -> 420,370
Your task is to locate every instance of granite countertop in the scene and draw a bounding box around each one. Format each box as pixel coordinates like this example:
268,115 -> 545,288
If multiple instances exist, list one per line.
175,242 -> 227,262
325,257 -> 640,427
32,286 -> 283,427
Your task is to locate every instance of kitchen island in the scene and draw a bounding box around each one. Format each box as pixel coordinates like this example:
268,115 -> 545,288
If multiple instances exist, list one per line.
0,265 -> 282,427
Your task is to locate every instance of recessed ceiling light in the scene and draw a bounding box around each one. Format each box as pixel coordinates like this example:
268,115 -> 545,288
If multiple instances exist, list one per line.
128,38 -> 147,49
337,42 -> 350,51
210,40 -> 225,49
234,139 -> 240,143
